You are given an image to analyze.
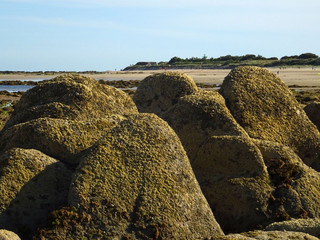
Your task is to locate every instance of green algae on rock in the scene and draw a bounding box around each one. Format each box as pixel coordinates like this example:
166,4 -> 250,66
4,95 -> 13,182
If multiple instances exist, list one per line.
219,66 -> 320,170
36,113 -> 223,239
0,148 -> 72,239
265,218 -> 320,238
191,135 -> 272,233
162,90 -> 248,163
253,139 -> 320,222
0,115 -> 125,166
241,230 -> 320,240
3,74 -> 137,129
133,71 -> 198,115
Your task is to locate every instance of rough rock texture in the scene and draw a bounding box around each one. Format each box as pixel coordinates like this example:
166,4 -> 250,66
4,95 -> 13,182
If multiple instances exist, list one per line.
0,148 -> 72,239
162,90 -> 248,162
0,230 -> 21,240
191,135 -> 272,233
0,116 -> 125,165
219,66 -> 320,170
3,74 -> 137,129
240,230 -> 320,240
265,218 -> 320,238
133,71 -> 198,115
253,139 -> 320,220
36,114 -> 223,239
304,102 -> 320,131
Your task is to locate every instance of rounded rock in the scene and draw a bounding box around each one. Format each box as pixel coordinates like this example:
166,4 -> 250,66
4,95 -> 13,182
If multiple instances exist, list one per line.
133,71 -> 198,115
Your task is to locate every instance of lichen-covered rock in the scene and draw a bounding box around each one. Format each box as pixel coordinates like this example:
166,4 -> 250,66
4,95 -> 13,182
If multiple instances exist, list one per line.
0,116 -> 125,165
133,71 -> 198,115
191,135 -> 272,233
253,139 -> 320,221
36,114 -> 223,239
3,74 -> 137,129
304,102 -> 320,131
0,229 -> 21,240
0,148 -> 72,239
265,218 -> 320,238
219,66 -> 320,170
162,90 -> 248,162
240,230 -> 320,240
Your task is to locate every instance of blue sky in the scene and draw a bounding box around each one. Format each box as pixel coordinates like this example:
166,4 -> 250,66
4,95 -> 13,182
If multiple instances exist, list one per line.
1,0 -> 320,71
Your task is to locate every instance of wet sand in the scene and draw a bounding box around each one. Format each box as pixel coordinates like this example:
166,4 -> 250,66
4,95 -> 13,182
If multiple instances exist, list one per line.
1,67 -> 320,87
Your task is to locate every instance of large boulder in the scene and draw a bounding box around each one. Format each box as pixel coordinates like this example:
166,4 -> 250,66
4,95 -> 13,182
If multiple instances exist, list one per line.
35,114 -> 223,239
0,148 -> 72,239
162,90 -> 248,162
265,218 -> 320,238
3,74 -> 137,129
304,102 -> 320,131
253,139 -> 320,220
0,116 -> 125,166
133,71 -> 198,115
219,66 -> 320,170
191,135 -> 272,233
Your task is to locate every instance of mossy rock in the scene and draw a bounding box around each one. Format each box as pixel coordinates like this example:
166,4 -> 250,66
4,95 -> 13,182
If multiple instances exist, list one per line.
219,66 -> 320,170
162,90 -> 248,162
253,139 -> 320,221
3,74 -> 137,129
191,135 -> 272,233
0,148 -> 72,239
36,113 -> 223,239
265,218 -> 320,238
0,229 -> 21,240
304,102 -> 320,131
0,116 -> 125,166
133,71 -> 198,115
240,230 -> 320,240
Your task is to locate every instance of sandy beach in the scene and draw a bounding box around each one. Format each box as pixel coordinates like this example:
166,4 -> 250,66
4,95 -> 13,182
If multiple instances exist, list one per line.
1,67 -> 320,87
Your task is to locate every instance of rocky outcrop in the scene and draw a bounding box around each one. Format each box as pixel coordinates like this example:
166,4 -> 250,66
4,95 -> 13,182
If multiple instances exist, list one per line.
265,218 -> 320,238
0,148 -> 71,239
253,139 -> 320,220
162,90 -> 248,162
240,230 -> 320,240
3,74 -> 137,129
304,102 -> 320,131
133,71 -> 198,115
0,116 -> 125,165
35,114 -> 223,239
219,66 -> 320,170
191,135 -> 272,233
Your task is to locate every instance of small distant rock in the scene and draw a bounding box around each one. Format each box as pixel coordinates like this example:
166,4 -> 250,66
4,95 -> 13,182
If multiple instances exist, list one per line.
0,229 -> 21,240
133,71 -> 198,115
0,148 -> 72,239
3,74 -> 137,129
36,114 -> 223,239
220,66 -> 320,170
304,102 -> 320,131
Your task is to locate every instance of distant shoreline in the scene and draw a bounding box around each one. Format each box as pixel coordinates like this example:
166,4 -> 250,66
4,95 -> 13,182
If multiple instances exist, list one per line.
1,67 -> 320,87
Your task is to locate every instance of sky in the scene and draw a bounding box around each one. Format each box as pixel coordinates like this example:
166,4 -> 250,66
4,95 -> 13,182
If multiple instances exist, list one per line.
1,0 -> 320,71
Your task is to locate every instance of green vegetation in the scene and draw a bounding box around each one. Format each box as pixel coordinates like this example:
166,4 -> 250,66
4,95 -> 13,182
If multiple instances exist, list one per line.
124,53 -> 320,70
